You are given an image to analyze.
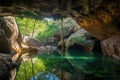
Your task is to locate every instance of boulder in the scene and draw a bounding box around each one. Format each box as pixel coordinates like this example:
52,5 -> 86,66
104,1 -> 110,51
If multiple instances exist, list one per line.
22,36 -> 41,52
22,36 -> 41,47
65,29 -> 94,52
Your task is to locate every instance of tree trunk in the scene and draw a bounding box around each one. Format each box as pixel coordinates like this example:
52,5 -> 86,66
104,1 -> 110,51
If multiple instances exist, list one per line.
31,20 -> 36,38
61,17 -> 64,51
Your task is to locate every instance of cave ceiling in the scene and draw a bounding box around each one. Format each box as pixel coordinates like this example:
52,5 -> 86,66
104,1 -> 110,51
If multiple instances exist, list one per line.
0,0 -> 105,18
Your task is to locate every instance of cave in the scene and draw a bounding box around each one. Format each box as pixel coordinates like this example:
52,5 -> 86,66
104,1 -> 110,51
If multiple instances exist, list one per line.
68,43 -> 85,50
0,0 -> 120,80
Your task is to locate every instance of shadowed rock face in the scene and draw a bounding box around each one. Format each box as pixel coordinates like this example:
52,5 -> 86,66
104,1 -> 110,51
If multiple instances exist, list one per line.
0,54 -> 17,80
75,1 -> 120,40
0,0 -> 119,17
0,0 -> 103,17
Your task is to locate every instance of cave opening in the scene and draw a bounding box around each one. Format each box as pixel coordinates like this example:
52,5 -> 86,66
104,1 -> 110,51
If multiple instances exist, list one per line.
0,0 -> 120,80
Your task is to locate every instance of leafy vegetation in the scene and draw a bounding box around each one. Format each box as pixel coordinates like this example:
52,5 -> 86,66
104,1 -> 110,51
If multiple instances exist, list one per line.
71,37 -> 85,44
16,17 -> 77,42
16,17 -> 48,38
15,58 -> 46,80
15,52 -> 72,80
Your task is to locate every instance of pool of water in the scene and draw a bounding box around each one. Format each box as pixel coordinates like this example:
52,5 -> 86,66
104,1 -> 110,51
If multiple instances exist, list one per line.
16,50 -> 120,80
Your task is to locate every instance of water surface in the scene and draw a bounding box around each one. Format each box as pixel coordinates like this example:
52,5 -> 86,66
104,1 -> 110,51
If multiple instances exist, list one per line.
16,50 -> 120,80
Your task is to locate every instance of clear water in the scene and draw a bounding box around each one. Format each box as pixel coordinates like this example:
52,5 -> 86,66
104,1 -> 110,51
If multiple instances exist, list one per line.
16,50 -> 120,80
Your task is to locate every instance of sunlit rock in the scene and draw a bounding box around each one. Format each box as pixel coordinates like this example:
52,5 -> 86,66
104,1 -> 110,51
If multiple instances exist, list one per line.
22,36 -> 41,48
22,35 -> 41,52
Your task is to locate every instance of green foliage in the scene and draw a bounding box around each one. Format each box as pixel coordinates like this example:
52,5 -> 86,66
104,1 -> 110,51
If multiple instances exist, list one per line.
16,17 -> 47,37
71,37 -> 85,43
68,37 -> 86,46
15,58 -> 46,80
35,21 -> 58,40
16,17 -> 59,41
16,17 -> 78,43
15,51 -> 75,80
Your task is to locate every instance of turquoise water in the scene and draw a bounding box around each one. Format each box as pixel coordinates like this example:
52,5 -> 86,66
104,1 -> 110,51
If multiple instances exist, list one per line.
16,50 -> 120,80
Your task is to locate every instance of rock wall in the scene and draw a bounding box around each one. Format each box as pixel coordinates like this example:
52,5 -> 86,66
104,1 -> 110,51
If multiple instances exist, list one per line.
75,0 -> 120,60
0,16 -> 22,79
0,16 -> 22,62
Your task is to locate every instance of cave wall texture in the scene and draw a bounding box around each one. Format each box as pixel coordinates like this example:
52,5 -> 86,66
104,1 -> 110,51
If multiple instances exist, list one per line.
75,0 -> 120,60
0,0 -> 120,79
0,16 -> 22,80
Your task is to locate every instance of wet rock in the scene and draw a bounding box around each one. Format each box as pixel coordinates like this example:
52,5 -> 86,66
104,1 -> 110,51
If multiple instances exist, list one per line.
0,54 -> 17,79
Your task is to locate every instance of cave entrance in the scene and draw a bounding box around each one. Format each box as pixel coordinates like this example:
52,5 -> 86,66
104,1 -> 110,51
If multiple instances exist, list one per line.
0,0 -> 120,80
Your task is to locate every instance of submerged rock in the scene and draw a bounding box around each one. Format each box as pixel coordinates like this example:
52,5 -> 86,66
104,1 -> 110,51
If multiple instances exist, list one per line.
31,72 -> 59,80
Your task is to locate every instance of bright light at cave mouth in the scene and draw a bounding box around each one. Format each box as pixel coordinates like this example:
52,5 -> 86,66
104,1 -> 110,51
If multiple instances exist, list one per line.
44,18 -> 54,21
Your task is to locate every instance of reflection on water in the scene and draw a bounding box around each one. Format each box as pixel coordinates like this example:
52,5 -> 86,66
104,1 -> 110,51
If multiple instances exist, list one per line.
31,71 -> 59,80
16,50 -> 120,80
